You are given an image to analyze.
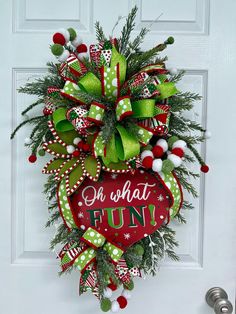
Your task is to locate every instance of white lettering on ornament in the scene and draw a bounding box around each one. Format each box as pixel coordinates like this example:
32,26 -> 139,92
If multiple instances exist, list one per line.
82,186 -> 106,206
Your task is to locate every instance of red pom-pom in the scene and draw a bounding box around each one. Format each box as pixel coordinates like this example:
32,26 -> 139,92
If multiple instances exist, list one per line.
72,150 -> 80,157
53,33 -> 66,46
108,283 -> 117,291
117,296 -> 128,309
142,156 -> 153,169
83,143 -> 90,152
76,44 -> 88,53
77,141 -> 84,149
171,147 -> 184,158
28,154 -> 37,163
201,165 -> 209,173
152,145 -> 164,158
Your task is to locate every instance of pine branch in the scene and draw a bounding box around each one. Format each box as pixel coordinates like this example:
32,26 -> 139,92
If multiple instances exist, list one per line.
125,27 -> 149,58
95,21 -> 107,42
21,99 -> 44,116
10,116 -> 45,139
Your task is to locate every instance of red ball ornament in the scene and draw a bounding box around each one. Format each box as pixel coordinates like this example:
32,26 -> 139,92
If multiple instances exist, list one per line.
107,283 -> 117,291
142,156 -> 153,169
28,154 -> 37,163
171,147 -> 184,158
53,33 -> 66,46
77,141 -> 84,149
117,296 -> 128,309
43,107 -> 52,116
72,150 -> 80,157
152,145 -> 164,158
76,44 -> 88,53
82,143 -> 90,152
201,164 -> 209,173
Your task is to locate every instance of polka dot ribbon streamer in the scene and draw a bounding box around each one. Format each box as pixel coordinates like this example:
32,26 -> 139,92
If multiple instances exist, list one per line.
59,227 -> 124,273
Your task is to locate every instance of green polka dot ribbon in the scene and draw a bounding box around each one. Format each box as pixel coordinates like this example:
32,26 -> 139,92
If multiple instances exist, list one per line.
88,102 -> 105,124
160,171 -> 183,218
61,80 -> 89,104
58,179 -> 77,229
115,96 -> 133,121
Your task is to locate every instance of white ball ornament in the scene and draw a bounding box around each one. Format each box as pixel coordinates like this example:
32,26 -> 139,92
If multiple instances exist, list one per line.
152,159 -> 163,172
204,131 -> 212,139
122,289 -> 132,300
111,300 -> 120,313
169,67 -> 178,75
58,49 -> 70,62
140,150 -> 154,161
72,35 -> 83,48
73,137 -> 82,145
172,140 -> 187,151
66,145 -> 75,154
103,287 -> 112,298
156,139 -> 168,152
78,52 -> 89,61
168,154 -> 182,167
24,137 -> 32,145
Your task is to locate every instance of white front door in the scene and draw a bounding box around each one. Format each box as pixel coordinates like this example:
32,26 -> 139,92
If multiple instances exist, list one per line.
1,0 -> 235,313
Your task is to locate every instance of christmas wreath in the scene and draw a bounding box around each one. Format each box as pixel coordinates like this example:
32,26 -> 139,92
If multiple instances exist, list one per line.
11,7 -> 209,313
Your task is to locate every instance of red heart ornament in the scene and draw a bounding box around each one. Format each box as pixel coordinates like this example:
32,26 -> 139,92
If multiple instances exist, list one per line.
70,169 -> 173,249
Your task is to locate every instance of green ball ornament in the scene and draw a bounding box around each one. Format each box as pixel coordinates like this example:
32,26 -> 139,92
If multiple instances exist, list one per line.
166,36 -> 174,45
168,136 -> 179,149
162,159 -> 175,173
134,244 -> 144,256
100,298 -> 112,312
124,280 -> 134,291
67,28 -> 77,41
38,149 -> 45,156
51,44 -> 64,56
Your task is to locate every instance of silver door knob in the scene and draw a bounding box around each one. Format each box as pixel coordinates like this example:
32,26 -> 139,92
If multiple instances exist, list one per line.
205,287 -> 233,314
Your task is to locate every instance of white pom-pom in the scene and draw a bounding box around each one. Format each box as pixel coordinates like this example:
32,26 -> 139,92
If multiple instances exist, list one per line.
24,137 -> 32,145
122,289 -> 131,300
168,154 -> 182,167
111,301 -> 120,313
156,139 -> 168,152
204,131 -> 211,139
58,49 -> 70,62
169,67 -> 178,75
152,159 -> 163,172
78,52 -> 88,61
73,137 -> 82,145
72,35 -> 83,48
103,287 -> 112,298
58,28 -> 70,43
66,145 -> 75,154
140,150 -> 153,161
172,140 -> 187,151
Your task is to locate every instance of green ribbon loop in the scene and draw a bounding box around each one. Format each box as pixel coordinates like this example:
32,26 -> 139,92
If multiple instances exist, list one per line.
61,80 -> 88,104
136,125 -> 154,145
131,99 -> 156,118
102,133 -> 119,165
116,96 -> 133,121
156,82 -> 179,100
115,124 -> 140,160
52,107 -> 74,132
88,102 -> 105,124
78,72 -> 102,96
110,46 -> 127,86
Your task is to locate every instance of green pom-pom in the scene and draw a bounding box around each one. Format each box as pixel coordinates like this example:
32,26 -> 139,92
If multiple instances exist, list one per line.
100,298 -> 112,312
168,136 -> 179,149
38,149 -> 45,156
141,144 -> 152,152
162,159 -> 175,173
134,244 -> 144,256
166,36 -> 174,45
124,280 -> 134,291
67,28 -> 77,41
51,44 -> 64,56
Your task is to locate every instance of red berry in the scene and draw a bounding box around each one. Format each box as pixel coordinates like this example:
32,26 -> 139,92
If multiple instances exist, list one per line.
152,145 -> 164,158
28,154 -> 37,163
142,156 -> 153,169
76,44 -> 87,53
53,33 -> 66,46
108,283 -> 117,291
72,150 -> 80,157
77,141 -> 84,149
43,107 -> 51,116
201,165 -> 209,173
117,296 -> 128,309
83,143 -> 90,152
171,147 -> 184,158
